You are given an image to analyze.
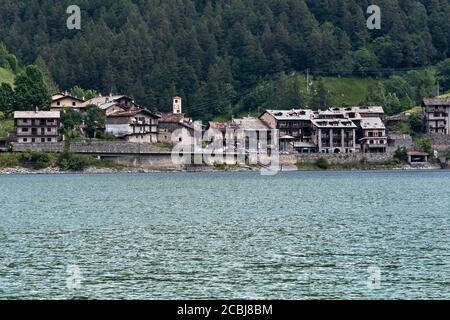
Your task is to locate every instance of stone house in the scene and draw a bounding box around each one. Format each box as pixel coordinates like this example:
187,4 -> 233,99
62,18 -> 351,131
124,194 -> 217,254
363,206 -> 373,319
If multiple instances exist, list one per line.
13,111 -> 61,144
51,92 -> 86,112
359,118 -> 387,153
422,97 -> 450,135
106,109 -> 160,143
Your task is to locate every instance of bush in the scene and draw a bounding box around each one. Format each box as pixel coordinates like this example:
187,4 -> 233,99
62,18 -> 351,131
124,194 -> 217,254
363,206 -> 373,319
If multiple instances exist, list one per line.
57,151 -> 95,171
416,138 -> 433,157
394,147 -> 408,163
316,157 -> 330,170
20,151 -> 57,169
0,153 -> 21,168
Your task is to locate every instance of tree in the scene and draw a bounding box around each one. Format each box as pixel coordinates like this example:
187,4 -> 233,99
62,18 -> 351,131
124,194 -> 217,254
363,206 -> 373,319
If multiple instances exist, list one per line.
70,86 -> 99,100
0,83 -> 14,113
312,79 -> 331,109
84,105 -> 105,138
409,115 -> 424,134
416,138 -> 433,157
353,48 -> 379,76
13,65 -> 50,111
61,109 -> 83,133
437,58 -> 450,92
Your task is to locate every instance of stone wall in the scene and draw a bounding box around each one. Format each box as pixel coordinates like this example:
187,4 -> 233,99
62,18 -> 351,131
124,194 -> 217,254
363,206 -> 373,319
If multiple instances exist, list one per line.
102,154 -> 182,170
387,133 -> 414,152
422,134 -> 450,152
11,142 -> 65,153
69,141 -> 171,154
290,153 -> 393,164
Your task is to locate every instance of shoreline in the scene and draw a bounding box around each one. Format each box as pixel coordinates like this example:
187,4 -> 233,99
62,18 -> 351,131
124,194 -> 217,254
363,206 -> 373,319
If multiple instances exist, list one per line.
0,163 -> 443,175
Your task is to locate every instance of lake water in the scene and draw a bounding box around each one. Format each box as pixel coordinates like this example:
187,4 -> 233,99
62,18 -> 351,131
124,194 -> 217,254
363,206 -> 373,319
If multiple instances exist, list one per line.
0,171 -> 449,299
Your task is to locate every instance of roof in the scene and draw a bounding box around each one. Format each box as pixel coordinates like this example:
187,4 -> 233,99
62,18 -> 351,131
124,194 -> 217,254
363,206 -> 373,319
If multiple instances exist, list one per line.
422,98 -> 450,106
360,117 -> 386,129
159,113 -> 187,123
263,109 -> 314,121
52,95 -> 85,103
209,121 -> 238,130
232,117 -> 270,130
108,109 -> 160,118
312,119 -> 357,128
347,106 -> 385,114
98,101 -> 120,110
82,95 -> 133,107
407,151 -> 429,156
14,111 -> 60,119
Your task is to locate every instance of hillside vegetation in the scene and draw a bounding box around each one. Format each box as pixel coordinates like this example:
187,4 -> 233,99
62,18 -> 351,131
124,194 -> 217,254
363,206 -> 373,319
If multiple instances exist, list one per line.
0,0 -> 449,119
0,67 -> 14,85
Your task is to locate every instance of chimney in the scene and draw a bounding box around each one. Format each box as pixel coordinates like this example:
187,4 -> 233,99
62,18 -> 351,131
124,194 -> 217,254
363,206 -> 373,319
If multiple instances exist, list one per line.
173,96 -> 182,114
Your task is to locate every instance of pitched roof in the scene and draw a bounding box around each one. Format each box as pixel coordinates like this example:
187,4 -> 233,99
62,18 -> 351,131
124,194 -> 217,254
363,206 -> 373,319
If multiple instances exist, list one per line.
209,121 -> 238,130
82,95 -> 133,107
107,109 -> 160,118
360,117 -> 386,129
14,111 -> 60,119
232,117 -> 270,130
159,113 -> 187,123
423,98 -> 450,106
52,95 -> 85,103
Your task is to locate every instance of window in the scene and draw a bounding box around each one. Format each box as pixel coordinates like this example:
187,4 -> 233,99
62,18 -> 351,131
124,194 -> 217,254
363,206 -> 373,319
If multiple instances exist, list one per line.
47,138 -> 52,142
72,102 -> 76,106
22,128 -> 29,132
57,101 -> 61,106
41,138 -> 45,142
47,128 -> 51,132
31,138 -> 35,143
23,138 -> 28,142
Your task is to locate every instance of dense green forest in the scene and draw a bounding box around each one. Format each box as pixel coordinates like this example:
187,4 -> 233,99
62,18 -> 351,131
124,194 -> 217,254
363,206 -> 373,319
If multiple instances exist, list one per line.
0,0 -> 450,119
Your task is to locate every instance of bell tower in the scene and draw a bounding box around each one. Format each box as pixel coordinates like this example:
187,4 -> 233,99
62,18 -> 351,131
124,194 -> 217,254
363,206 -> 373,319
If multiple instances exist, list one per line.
173,96 -> 182,114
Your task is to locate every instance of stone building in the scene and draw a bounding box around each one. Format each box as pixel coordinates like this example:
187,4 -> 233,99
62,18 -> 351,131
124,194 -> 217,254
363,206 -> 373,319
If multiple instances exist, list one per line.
359,117 -> 387,153
106,109 -> 160,143
82,95 -> 141,115
311,118 -> 357,154
50,92 -> 86,112
157,97 -> 196,145
259,109 -> 315,153
422,97 -> 450,135
14,111 -> 61,144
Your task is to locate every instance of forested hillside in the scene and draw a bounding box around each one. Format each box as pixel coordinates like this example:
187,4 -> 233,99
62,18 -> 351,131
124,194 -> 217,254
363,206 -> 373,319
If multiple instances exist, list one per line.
0,0 -> 450,119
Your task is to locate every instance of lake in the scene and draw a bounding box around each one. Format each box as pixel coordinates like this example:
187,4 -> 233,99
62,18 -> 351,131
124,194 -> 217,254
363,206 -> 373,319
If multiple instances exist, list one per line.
0,171 -> 449,299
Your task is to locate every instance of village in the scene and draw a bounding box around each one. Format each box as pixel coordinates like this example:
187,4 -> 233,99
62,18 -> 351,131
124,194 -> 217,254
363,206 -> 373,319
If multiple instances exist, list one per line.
1,91 -> 450,171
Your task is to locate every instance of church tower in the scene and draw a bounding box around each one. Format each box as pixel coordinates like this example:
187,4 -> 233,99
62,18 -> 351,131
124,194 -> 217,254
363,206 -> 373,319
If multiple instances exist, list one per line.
173,96 -> 182,114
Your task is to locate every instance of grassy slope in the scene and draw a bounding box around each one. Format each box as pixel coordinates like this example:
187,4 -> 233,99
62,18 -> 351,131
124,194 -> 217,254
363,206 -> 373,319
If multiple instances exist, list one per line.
0,67 -> 15,85
0,119 -> 13,137
321,77 -> 379,106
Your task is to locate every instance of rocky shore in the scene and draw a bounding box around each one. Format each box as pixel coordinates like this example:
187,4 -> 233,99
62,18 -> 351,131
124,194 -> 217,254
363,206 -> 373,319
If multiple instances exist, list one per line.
0,162 -> 444,175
